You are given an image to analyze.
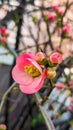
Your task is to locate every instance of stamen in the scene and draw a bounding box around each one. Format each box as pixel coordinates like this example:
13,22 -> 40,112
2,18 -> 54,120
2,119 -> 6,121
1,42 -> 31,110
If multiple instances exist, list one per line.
24,65 -> 40,77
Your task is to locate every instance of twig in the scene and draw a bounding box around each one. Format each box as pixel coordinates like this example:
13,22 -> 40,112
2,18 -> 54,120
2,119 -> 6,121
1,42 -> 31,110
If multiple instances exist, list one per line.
0,82 -> 16,112
35,93 -> 56,130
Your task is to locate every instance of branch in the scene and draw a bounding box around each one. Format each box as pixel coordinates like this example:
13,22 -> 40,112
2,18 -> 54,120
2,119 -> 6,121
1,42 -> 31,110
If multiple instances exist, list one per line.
35,93 -> 56,130
0,82 -> 16,112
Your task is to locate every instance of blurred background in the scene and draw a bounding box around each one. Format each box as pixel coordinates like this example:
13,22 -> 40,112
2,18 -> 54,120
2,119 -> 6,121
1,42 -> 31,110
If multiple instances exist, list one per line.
0,0 -> 73,130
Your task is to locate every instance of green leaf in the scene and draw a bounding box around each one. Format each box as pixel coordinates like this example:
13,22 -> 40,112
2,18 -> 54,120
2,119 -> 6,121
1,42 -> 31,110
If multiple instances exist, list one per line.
31,118 -> 37,127
37,113 -> 44,122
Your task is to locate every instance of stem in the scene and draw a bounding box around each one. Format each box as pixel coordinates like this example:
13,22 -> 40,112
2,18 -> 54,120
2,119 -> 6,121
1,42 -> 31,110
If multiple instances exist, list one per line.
35,93 -> 56,130
6,43 -> 18,58
0,82 -> 16,112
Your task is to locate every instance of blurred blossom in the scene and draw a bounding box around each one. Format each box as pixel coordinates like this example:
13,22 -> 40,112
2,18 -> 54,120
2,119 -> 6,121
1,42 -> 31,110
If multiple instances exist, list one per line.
55,83 -> 65,90
68,80 -> 73,86
0,124 -> 6,130
48,14 -> 56,21
0,37 -> 6,43
0,27 -> 6,35
57,10 -> 64,16
63,24 -> 70,34
52,5 -> 58,11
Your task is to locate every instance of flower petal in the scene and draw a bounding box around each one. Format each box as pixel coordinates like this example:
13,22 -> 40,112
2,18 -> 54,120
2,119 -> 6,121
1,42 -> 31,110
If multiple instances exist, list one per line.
16,52 -> 35,65
16,53 -> 42,73
16,53 -> 35,70
19,71 -> 46,94
12,65 -> 33,85
27,58 -> 42,73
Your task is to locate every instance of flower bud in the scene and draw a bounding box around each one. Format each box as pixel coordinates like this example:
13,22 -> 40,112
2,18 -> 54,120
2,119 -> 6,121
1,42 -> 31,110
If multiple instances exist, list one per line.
49,52 -> 62,64
35,52 -> 46,65
1,37 -> 6,43
0,124 -> 6,130
48,14 -> 56,21
46,68 -> 56,79
63,25 -> 70,34
52,5 -> 58,11
1,27 -> 6,35
58,10 -> 63,16
55,83 -> 65,90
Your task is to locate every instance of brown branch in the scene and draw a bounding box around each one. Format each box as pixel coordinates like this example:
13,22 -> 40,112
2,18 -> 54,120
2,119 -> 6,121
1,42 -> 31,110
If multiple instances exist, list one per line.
35,93 -> 56,130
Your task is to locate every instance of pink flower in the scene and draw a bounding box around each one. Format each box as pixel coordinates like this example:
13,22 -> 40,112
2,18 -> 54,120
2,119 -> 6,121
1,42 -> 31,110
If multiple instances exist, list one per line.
52,5 -> 58,11
63,24 -> 70,34
48,14 -> 56,21
49,52 -> 63,64
55,83 -> 65,90
12,52 -> 46,94
0,27 -> 6,35
1,37 -> 6,43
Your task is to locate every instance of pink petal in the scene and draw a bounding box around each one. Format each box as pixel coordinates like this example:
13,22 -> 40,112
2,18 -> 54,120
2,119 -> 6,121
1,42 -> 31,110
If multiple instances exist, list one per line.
16,53 -> 34,70
16,53 -> 42,73
19,71 -> 46,94
12,65 -> 33,85
16,52 -> 35,65
27,58 -> 42,73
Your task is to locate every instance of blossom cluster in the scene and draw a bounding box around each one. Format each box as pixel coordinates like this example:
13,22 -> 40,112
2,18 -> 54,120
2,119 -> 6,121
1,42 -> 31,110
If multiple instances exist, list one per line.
43,5 -> 63,22
43,5 -> 70,37
12,52 -> 63,94
0,26 -> 9,46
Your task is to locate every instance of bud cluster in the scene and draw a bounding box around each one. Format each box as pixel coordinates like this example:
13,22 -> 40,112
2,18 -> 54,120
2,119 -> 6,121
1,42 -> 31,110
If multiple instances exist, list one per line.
0,26 -> 9,46
35,52 -> 63,79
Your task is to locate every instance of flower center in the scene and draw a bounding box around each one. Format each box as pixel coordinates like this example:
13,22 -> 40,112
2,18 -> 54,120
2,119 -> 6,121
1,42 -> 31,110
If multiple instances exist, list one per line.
24,65 -> 41,77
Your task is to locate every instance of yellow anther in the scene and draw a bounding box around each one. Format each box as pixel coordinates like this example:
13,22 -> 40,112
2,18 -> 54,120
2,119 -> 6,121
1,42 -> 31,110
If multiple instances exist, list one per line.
24,65 -> 40,77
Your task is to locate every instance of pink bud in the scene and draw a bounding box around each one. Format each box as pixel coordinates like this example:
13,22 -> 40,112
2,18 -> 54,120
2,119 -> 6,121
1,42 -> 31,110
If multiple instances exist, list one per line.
55,83 -> 65,90
35,52 -> 46,61
63,25 -> 70,34
58,10 -> 63,16
52,5 -> 58,11
49,52 -> 63,64
1,27 -> 6,35
1,37 -> 6,43
48,14 -> 56,21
